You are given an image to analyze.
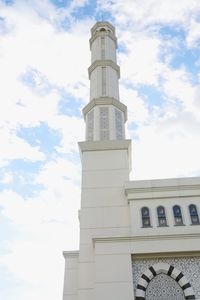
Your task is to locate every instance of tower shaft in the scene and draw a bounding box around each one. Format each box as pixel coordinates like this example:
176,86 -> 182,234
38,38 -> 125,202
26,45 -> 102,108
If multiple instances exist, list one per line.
83,22 -> 127,141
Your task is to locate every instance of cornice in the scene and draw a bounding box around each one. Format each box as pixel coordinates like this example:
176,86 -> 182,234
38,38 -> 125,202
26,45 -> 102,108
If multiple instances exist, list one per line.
93,233 -> 200,246
82,97 -> 127,121
88,60 -> 120,79
89,28 -> 117,49
91,21 -> 116,35
63,250 -> 79,258
132,251 -> 200,259
125,178 -> 200,200
78,139 -> 131,153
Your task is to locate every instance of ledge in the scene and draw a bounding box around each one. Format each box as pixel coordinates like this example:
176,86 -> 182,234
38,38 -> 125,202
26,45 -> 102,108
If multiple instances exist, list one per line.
88,60 -> 120,79
63,250 -> 79,258
82,97 -> 127,121
92,232 -> 200,246
78,139 -> 131,153
125,177 -> 200,200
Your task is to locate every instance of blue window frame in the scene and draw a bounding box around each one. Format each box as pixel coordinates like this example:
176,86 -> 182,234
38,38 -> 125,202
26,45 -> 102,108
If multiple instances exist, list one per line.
141,207 -> 151,227
157,206 -> 167,226
173,205 -> 184,225
189,204 -> 200,225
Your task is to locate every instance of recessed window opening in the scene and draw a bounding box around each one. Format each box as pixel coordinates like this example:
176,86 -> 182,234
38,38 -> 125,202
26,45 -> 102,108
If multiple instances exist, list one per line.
141,207 -> 151,227
173,205 -> 184,226
189,204 -> 200,225
157,206 -> 167,227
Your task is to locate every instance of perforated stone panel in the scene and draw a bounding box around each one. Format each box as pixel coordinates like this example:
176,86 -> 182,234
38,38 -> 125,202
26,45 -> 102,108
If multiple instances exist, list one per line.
102,67 -> 106,96
115,108 -> 124,139
87,110 -> 94,141
100,107 -> 109,140
146,273 -> 185,300
132,256 -> 200,299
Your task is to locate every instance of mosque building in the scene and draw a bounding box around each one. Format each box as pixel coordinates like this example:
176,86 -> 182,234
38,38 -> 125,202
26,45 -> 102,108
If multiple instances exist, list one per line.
63,21 -> 200,300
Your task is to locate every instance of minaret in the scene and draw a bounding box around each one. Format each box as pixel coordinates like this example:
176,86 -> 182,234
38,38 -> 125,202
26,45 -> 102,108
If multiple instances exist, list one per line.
83,21 -> 127,141
63,22 -> 133,300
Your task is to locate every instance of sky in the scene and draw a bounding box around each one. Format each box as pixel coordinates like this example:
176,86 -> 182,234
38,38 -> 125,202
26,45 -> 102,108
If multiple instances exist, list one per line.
0,0 -> 200,299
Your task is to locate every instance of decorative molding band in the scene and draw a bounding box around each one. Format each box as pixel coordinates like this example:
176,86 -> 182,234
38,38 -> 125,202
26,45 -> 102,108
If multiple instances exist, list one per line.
82,97 -> 127,121
93,233 -> 200,245
125,179 -> 200,200
91,21 -> 115,35
89,31 -> 117,49
136,263 -> 195,299
127,191 -> 200,203
132,251 -> 200,259
79,139 -> 131,153
88,60 -> 120,79
63,251 -> 79,258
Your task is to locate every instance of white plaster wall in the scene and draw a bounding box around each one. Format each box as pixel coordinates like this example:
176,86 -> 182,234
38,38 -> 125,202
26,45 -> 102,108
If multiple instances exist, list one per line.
107,66 -> 119,99
91,34 -> 116,63
90,67 -> 101,100
90,66 -> 119,100
105,36 -> 116,61
91,36 -> 101,63
94,240 -> 134,300
63,253 -> 79,300
128,189 -> 200,236
78,141 -> 132,300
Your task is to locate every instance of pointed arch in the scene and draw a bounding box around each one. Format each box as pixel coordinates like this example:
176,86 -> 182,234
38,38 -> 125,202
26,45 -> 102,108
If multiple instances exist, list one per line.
135,263 -> 195,299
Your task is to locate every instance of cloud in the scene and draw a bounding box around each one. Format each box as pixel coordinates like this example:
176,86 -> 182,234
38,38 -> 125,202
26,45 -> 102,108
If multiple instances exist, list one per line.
0,127 -> 45,166
98,0 -> 200,30
119,34 -> 164,86
0,1 -> 200,300
0,157 -> 81,299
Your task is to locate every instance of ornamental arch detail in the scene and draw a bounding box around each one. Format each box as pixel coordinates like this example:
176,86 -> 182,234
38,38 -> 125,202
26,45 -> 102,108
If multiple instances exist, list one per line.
135,263 -> 195,300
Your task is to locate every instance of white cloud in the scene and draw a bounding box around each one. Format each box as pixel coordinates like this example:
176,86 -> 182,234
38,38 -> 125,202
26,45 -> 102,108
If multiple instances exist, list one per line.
120,85 -> 149,125
1,1 -> 200,300
0,172 -> 13,184
186,19 -> 200,48
0,127 -> 45,166
119,35 -> 164,86
98,0 -> 200,30
0,0 -> 91,165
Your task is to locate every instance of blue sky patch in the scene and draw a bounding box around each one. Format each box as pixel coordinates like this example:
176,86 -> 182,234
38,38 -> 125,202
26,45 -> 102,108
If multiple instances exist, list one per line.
17,123 -> 62,156
137,85 -> 163,108
58,90 -> 82,117
20,67 -> 53,96
50,0 -> 71,8
71,0 -> 97,20
0,160 -> 44,198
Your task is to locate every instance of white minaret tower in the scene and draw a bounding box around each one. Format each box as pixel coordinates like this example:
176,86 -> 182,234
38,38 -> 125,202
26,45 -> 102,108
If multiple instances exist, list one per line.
83,21 -> 127,141
63,22 -> 133,300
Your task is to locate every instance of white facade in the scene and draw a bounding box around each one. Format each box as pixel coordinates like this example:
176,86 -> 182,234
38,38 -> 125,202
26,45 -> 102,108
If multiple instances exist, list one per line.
63,22 -> 200,300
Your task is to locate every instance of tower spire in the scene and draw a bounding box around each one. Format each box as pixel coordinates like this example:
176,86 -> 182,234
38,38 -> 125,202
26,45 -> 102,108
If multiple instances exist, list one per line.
83,21 -> 127,141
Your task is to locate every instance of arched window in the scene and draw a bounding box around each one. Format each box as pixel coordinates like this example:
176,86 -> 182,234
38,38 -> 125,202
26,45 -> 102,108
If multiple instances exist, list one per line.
157,206 -> 167,226
173,205 -> 184,225
189,204 -> 200,225
141,207 -> 151,227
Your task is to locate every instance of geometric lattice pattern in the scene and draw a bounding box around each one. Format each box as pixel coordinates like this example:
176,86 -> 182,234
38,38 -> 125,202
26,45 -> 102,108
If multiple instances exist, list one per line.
115,108 -> 124,139
146,273 -> 185,300
100,107 -> 109,140
87,110 -> 94,141
102,67 -> 106,96
132,256 -> 200,299
101,37 -> 105,60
